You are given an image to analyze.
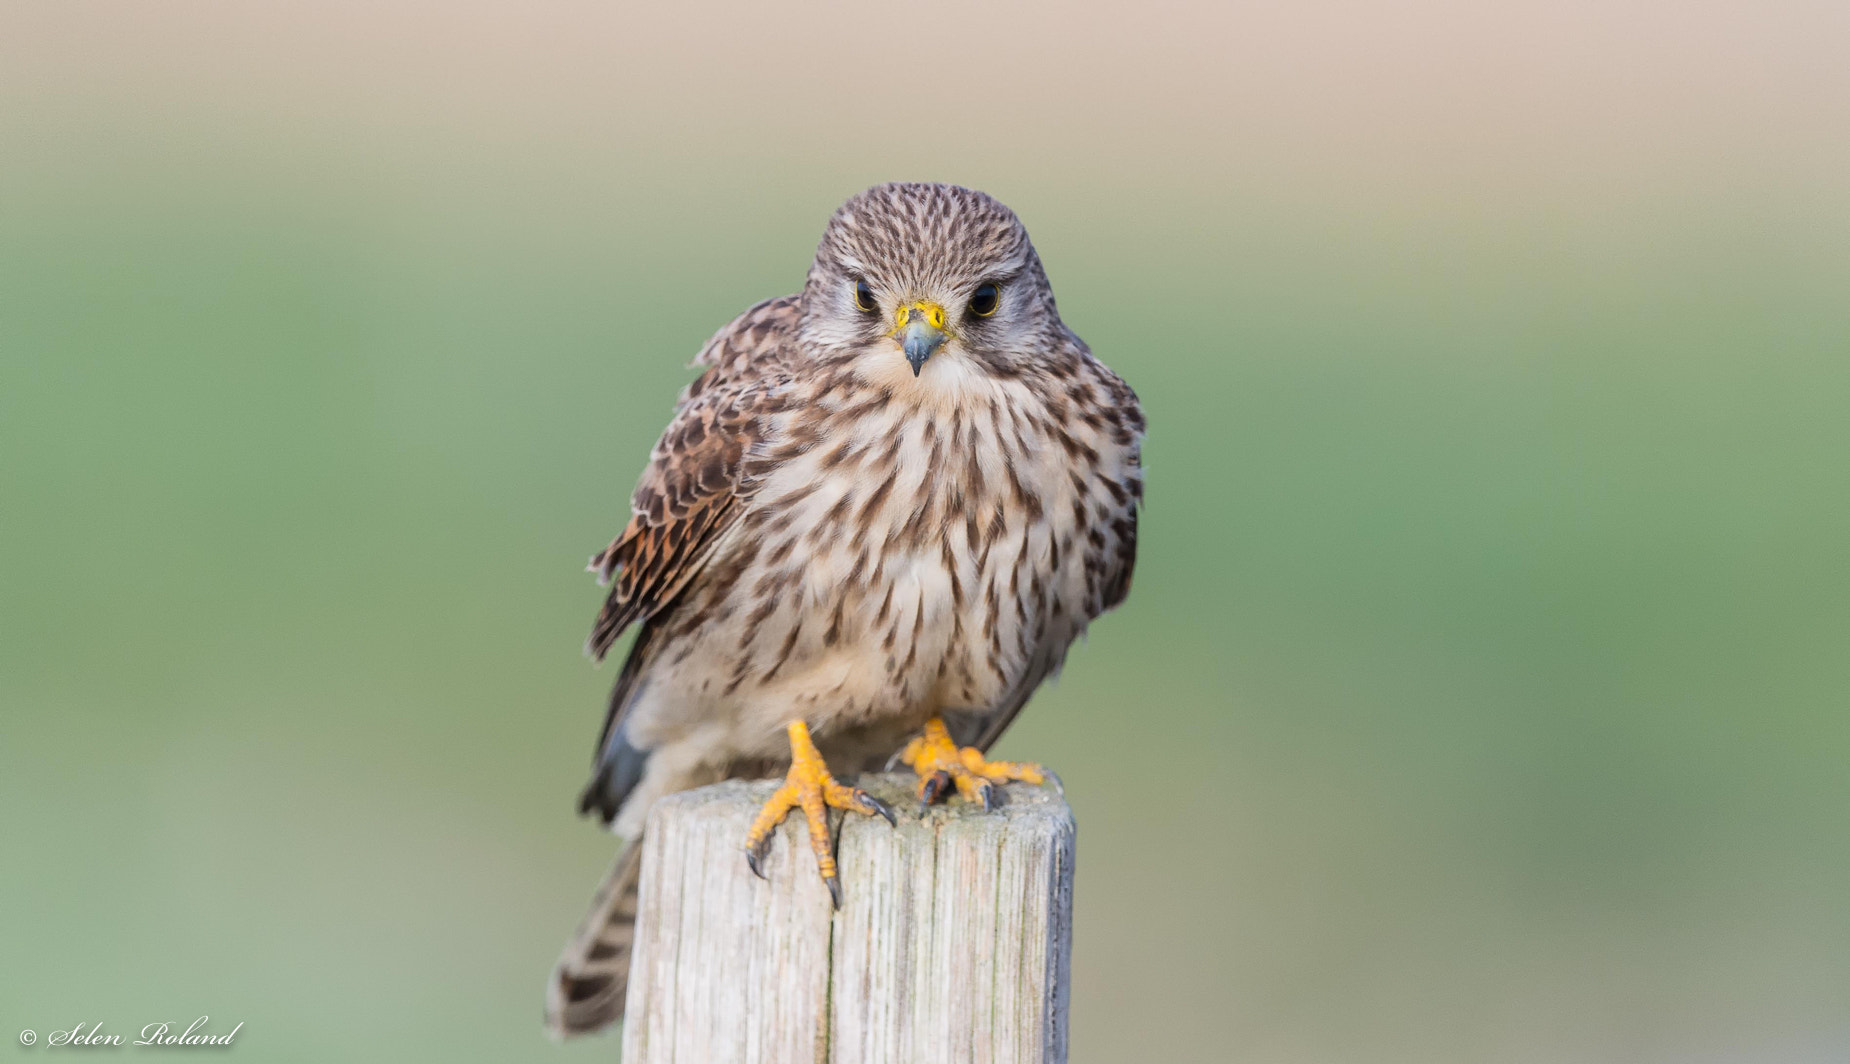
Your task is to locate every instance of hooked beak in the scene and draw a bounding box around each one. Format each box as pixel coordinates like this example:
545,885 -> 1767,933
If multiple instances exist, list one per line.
892,300 -> 949,376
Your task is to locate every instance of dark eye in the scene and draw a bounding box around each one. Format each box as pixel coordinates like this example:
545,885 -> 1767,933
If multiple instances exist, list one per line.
968,282 -> 1000,318
853,280 -> 878,313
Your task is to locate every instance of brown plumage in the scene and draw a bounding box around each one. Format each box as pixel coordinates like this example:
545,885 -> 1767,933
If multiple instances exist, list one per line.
547,182 -> 1143,1037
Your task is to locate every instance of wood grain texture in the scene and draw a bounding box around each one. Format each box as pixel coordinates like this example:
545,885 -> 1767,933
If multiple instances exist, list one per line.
622,774 -> 1075,1064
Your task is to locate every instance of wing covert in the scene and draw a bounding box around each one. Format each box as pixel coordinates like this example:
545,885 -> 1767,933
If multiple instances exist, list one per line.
585,298 -> 798,661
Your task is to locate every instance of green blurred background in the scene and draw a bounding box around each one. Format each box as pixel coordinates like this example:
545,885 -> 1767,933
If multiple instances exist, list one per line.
4,2 -> 1847,1061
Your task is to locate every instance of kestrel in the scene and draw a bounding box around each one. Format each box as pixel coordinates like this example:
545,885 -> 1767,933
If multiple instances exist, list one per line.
546,182 -> 1144,1036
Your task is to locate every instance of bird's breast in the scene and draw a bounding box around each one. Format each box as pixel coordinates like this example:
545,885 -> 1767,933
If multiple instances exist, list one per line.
728,383 -> 1088,716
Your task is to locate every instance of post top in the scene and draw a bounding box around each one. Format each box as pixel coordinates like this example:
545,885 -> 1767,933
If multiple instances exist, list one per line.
649,771 -> 1073,833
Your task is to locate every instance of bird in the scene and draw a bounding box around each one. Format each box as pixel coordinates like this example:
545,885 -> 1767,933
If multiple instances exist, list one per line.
546,182 -> 1144,1037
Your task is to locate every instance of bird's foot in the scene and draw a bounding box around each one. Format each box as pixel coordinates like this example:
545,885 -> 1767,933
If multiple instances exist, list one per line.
743,721 -> 896,908
898,716 -> 1053,811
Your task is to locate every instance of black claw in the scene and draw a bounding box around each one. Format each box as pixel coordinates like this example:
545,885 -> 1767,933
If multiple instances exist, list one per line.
920,770 -> 951,808
746,840 -> 769,880
861,791 -> 898,828
824,874 -> 842,910
978,781 -> 996,812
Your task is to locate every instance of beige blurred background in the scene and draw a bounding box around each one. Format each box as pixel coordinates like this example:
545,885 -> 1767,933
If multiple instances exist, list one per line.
3,2 -> 1847,1061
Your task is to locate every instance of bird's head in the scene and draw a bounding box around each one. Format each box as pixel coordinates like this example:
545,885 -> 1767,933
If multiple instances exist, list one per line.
799,183 -> 1065,384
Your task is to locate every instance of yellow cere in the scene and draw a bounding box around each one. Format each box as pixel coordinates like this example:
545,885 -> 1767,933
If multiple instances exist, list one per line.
892,300 -> 949,335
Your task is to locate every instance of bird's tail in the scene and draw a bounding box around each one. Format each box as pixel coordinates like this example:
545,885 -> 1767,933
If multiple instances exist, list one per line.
545,837 -> 644,1038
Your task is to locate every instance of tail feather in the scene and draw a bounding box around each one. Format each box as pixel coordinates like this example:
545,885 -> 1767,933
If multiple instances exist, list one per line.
546,838 -> 644,1038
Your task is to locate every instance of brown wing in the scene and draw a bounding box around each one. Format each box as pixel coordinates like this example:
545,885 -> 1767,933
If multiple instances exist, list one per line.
677,296 -> 801,404
965,352 -> 1144,754
584,297 -> 799,661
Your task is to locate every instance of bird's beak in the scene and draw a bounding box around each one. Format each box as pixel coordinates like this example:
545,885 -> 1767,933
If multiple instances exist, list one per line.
892,300 -> 949,376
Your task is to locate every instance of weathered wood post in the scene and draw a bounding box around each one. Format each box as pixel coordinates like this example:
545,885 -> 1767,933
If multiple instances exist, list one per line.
621,773 -> 1076,1064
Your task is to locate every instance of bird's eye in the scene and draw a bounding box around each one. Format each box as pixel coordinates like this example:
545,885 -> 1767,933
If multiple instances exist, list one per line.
852,280 -> 878,313
968,282 -> 1000,318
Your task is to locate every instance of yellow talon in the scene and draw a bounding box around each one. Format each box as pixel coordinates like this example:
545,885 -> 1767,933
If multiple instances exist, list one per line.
899,717 -> 1048,810
743,721 -> 896,908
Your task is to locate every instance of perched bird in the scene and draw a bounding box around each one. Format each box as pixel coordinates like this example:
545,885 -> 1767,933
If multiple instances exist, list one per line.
546,182 -> 1144,1036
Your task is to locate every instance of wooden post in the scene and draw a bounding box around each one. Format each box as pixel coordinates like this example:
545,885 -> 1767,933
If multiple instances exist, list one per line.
621,773 -> 1076,1064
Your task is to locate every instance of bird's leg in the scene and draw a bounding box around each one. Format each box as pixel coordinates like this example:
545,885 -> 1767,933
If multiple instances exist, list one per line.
743,720 -> 896,908
898,716 -> 1053,811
